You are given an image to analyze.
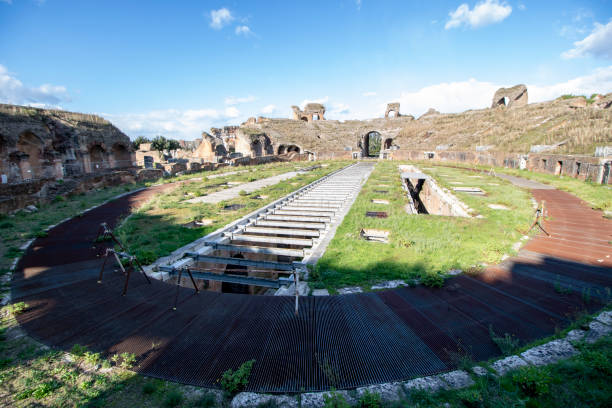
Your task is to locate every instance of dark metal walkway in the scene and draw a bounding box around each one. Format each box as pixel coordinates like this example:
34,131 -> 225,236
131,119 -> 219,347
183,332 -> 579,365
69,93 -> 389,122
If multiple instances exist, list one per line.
11,181 -> 612,392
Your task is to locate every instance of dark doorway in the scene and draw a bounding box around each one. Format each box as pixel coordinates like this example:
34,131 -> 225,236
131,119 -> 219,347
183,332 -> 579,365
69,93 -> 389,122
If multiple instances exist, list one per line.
222,254 -> 250,294
364,131 -> 382,157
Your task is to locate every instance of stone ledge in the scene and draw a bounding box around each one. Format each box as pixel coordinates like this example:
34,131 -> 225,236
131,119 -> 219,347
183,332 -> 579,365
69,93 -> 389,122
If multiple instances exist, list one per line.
437,370 -> 474,389
520,339 -> 577,366
490,355 -> 529,375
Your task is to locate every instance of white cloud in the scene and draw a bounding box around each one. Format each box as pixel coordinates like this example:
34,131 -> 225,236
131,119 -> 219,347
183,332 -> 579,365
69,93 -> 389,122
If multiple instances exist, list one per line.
0,64 -> 71,108
209,8 -> 233,29
235,25 -> 253,36
362,91 -> 377,97
102,107 -> 242,140
299,96 -> 329,109
518,4 -> 526,11
445,0 -> 512,30
224,106 -> 240,118
224,95 -> 256,105
329,103 -> 350,116
392,66 -> 612,116
261,104 -> 277,114
562,20 -> 612,59
528,65 -> 612,101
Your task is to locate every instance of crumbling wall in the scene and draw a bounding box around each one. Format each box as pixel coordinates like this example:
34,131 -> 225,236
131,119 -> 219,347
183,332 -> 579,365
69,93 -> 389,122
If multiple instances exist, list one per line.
0,104 -> 134,184
292,103 -> 326,122
385,103 -> 400,118
491,84 -> 528,109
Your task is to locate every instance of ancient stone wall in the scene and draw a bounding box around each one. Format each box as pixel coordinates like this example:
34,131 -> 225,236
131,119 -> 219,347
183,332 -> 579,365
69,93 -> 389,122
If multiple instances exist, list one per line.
491,85 -> 528,109
0,104 -> 134,184
385,103 -> 400,118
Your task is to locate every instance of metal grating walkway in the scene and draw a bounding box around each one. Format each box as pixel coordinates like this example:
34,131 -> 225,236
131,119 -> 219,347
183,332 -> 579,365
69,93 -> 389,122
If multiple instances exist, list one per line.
11,173 -> 612,393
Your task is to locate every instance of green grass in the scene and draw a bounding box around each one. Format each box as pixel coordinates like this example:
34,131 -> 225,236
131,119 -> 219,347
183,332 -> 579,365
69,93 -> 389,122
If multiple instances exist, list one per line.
116,161 -> 350,264
415,160 -> 612,213
313,161 -> 533,291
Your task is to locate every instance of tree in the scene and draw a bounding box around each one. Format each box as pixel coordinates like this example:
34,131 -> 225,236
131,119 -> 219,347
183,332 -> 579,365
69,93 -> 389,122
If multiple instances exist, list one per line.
166,139 -> 181,155
150,135 -> 169,156
132,136 -> 150,150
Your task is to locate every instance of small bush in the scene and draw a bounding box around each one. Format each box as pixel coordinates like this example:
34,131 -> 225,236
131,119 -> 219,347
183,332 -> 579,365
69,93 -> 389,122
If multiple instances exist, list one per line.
8,301 -> 29,315
0,221 -> 14,229
192,392 -> 217,407
119,352 -> 137,369
489,326 -> 519,356
358,390 -> 382,408
238,190 -> 249,196
53,195 -> 66,203
512,366 -> 551,397
163,390 -> 184,407
421,273 -> 444,288
71,344 -> 88,357
456,388 -> 483,408
83,351 -> 101,366
142,382 -> 157,395
220,359 -> 255,395
323,391 -> 350,408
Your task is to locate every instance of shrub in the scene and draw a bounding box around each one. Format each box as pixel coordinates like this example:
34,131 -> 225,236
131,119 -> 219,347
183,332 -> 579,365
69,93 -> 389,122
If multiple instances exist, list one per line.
8,302 -> 29,315
358,390 -> 382,407
70,344 -> 88,357
238,190 -> 249,196
119,352 -> 137,369
323,391 -> 350,408
83,351 -> 101,366
192,392 -> 217,407
163,390 -> 184,407
421,273 -> 444,288
220,359 -> 255,395
142,382 -> 157,395
0,221 -> 14,229
456,389 -> 483,408
512,366 -> 551,397
489,326 -> 520,356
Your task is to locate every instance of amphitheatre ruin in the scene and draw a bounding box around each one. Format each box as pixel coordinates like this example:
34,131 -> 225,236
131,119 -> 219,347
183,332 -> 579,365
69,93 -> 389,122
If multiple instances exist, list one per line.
1,85 -> 611,407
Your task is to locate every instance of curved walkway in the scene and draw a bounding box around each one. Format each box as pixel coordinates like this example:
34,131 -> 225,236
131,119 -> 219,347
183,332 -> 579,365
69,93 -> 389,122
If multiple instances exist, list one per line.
11,176 -> 612,393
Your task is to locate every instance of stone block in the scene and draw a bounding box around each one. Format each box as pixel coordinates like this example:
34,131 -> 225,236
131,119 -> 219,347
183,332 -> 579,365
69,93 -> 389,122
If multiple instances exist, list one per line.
520,339 -> 577,366
437,370 -> 474,389
356,382 -> 404,402
490,355 -> 528,375
403,375 -> 446,392
231,392 -> 298,408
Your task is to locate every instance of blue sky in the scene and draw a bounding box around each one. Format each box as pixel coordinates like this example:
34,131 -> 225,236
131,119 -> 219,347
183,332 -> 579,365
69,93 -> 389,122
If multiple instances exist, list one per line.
1,0 -> 611,140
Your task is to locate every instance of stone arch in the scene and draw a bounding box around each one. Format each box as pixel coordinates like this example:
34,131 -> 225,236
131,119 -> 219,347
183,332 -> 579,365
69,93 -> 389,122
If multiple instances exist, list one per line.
385,103 -> 400,118
384,138 -> 394,150
251,140 -> 263,157
277,144 -> 301,155
359,131 -> 382,157
16,131 -> 45,179
111,143 -> 131,168
89,144 -> 107,171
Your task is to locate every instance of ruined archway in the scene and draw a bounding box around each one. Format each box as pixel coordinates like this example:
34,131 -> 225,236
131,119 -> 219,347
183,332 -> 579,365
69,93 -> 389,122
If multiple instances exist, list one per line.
16,131 -> 44,179
277,144 -> 301,155
111,143 -> 131,168
89,144 -> 107,171
251,140 -> 263,157
360,131 -> 382,157
384,138 -> 393,150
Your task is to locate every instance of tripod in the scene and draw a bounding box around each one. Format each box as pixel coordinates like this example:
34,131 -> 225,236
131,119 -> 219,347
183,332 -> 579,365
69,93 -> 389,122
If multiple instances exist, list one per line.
94,222 -> 151,295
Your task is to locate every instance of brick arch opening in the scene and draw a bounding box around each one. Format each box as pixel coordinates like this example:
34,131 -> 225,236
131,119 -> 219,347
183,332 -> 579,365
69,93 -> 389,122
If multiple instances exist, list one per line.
89,144 -> 107,171
16,131 -> 44,179
111,143 -> 131,168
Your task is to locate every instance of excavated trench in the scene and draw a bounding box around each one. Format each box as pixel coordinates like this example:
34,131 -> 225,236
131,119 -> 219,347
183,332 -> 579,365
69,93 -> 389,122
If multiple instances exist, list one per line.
159,162 -> 374,295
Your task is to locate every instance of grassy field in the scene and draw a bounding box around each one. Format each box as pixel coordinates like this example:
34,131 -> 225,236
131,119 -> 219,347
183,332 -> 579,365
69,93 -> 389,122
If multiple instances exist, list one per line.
412,160 -> 612,213
116,161 -> 350,264
312,161 -> 534,291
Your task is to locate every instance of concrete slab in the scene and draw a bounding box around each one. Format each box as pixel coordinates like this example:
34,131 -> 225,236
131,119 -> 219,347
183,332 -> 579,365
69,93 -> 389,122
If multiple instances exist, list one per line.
337,286 -> 363,294
312,289 -> 329,296
490,355 -> 529,375
403,375 -> 446,392
585,321 -> 612,343
520,339 -> 577,366
437,370 -> 475,389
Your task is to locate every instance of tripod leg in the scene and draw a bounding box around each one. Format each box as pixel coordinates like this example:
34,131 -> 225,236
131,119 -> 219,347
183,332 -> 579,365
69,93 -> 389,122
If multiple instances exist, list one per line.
98,253 -> 108,283
537,222 -> 551,237
186,268 -> 199,293
122,265 -> 132,296
173,269 -> 183,310
133,258 -> 151,284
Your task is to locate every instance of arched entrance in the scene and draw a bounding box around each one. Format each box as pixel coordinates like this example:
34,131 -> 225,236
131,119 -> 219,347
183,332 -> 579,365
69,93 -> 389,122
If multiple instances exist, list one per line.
89,144 -> 107,171
277,144 -> 301,155
16,131 -> 44,179
251,140 -> 263,157
384,138 -> 393,150
111,143 -> 131,168
360,131 -> 382,157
